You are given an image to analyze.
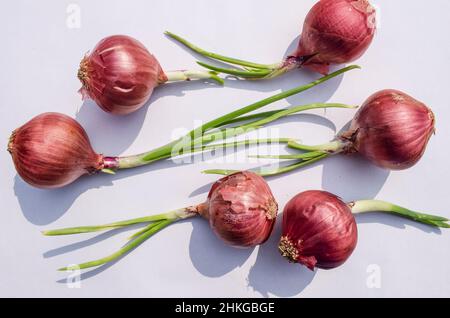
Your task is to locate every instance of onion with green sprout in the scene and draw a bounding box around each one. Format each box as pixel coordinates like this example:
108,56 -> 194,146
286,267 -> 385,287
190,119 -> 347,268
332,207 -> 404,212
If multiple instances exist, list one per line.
43,176 -> 448,272
165,0 -> 376,79
204,89 -> 436,177
9,66 -> 359,189
78,35 -> 224,115
280,191 -> 448,271
44,171 -> 279,271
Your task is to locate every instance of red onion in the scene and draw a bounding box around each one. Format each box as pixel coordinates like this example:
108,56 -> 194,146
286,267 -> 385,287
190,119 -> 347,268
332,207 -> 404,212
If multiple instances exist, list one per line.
205,89 -> 436,177
165,0 -> 375,78
292,0 -> 376,75
8,113 -> 104,189
340,89 -> 436,170
204,171 -> 278,247
280,191 -> 357,270
79,35 -> 223,115
44,171 -> 278,270
10,67 -> 356,189
280,191 -> 449,271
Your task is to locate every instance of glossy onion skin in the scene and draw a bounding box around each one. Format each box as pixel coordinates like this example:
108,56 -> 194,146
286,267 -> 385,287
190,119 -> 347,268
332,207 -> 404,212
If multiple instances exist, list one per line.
8,113 -> 103,189
204,171 -> 278,248
79,35 -> 168,115
342,89 -> 436,170
294,0 -> 376,74
280,191 -> 357,270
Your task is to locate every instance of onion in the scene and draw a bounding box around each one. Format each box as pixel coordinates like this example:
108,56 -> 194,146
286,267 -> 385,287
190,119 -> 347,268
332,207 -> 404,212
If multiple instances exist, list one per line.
79,35 -> 224,115
280,191 -> 357,270
9,66 -> 357,189
340,89 -> 436,170
280,191 -> 449,271
43,171 -> 278,271
206,171 -> 278,247
292,0 -> 376,75
8,113 -> 104,189
205,89 -> 436,176
165,0 -> 376,78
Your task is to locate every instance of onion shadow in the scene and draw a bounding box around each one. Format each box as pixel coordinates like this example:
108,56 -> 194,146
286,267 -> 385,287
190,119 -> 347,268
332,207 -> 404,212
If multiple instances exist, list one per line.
247,218 -> 316,297
75,79 -> 223,156
49,222 -> 174,283
43,225 -> 143,259
188,218 -> 254,278
13,174 -> 114,226
355,213 -> 442,235
318,121 -> 390,201
13,152 -> 207,226
321,154 -> 390,202
321,154 -> 438,230
319,124 -> 440,234
75,98 -> 148,156
188,113 -> 338,198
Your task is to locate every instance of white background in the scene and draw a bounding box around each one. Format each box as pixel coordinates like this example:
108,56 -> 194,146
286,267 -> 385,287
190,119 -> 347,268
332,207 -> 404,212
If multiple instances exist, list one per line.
1,0 -> 449,298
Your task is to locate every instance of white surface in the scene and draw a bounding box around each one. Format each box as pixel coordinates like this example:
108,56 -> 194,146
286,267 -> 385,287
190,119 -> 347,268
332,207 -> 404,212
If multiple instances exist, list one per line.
1,0 -> 449,298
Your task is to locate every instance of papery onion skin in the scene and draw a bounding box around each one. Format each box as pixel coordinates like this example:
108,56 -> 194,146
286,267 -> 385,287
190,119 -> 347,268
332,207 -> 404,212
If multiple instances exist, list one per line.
78,35 -> 168,115
294,0 -> 376,75
341,89 -> 436,170
200,171 -> 278,248
280,191 -> 357,270
8,113 -> 103,189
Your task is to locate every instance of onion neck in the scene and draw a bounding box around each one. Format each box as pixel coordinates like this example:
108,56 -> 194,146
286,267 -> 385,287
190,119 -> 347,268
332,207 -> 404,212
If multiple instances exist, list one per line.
100,141 -> 180,172
288,139 -> 351,154
350,200 -> 449,228
164,70 -> 224,85
265,55 -> 317,79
